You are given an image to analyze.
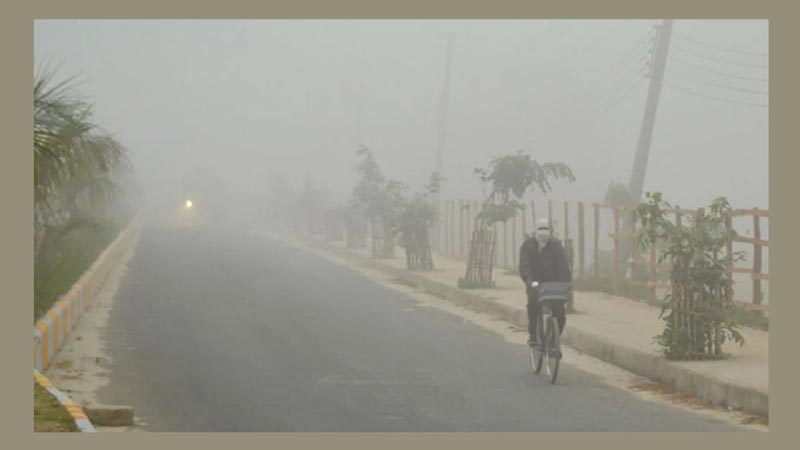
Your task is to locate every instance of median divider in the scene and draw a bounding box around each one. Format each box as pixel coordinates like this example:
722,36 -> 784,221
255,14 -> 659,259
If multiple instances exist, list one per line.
33,215 -> 142,431
34,369 -> 95,432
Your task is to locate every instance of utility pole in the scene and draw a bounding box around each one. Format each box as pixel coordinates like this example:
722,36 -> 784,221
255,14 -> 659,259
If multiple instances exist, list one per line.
619,19 -> 673,277
431,33 -> 455,255
435,33 -> 455,185
355,81 -> 365,147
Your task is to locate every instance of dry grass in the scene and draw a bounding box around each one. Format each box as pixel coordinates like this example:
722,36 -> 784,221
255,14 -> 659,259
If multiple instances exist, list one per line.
629,382 -> 723,410
741,415 -> 769,426
629,382 -> 768,426
33,381 -> 78,432
55,359 -> 74,370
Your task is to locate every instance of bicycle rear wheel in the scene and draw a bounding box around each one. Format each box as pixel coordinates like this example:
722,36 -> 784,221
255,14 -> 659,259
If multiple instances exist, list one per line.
544,317 -> 561,384
529,343 -> 544,374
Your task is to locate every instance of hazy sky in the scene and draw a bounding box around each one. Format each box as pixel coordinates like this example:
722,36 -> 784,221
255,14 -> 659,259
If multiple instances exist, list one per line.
33,19 -> 768,211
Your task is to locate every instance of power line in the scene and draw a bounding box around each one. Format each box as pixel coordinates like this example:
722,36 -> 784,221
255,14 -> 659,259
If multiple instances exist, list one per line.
600,75 -> 647,114
600,64 -> 649,106
534,73 -> 647,142
605,75 -> 648,111
591,28 -> 656,107
673,34 -> 768,57
598,50 -> 651,93
596,28 -> 655,86
668,56 -> 768,83
529,27 -> 657,141
665,69 -> 768,96
596,28 -> 655,85
544,27 -> 654,113
664,81 -> 768,108
601,76 -> 647,114
529,73 -> 647,143
672,45 -> 768,69
534,31 -> 654,133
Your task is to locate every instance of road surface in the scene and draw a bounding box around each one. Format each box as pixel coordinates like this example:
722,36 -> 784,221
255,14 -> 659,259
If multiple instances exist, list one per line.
96,223 -> 744,431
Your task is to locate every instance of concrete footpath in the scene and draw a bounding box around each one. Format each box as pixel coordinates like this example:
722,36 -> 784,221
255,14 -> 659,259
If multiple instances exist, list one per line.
297,233 -> 769,418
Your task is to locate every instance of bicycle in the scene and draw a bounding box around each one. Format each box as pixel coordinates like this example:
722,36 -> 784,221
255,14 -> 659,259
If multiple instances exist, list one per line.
528,281 -> 570,384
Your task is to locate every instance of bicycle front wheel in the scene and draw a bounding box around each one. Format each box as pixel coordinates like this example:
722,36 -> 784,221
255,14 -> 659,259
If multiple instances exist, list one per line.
529,315 -> 545,375
544,317 -> 561,384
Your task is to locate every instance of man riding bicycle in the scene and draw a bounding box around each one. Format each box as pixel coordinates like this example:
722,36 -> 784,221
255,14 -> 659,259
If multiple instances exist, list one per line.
519,218 -> 571,347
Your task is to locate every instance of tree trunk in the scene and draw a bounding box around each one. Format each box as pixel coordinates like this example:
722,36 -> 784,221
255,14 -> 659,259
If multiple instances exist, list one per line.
463,220 -> 496,287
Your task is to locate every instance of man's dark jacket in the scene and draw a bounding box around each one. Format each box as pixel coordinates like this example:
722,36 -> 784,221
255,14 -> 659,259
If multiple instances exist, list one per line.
518,236 -> 571,286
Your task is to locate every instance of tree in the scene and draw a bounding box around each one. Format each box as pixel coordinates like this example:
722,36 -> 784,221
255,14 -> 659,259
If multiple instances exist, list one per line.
394,172 -> 441,270
34,66 -> 130,259
351,147 -> 406,258
460,151 -> 575,288
605,181 -> 638,207
635,192 -> 745,360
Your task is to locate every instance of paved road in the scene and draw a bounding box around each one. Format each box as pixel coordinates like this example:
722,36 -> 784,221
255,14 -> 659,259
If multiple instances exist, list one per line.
97,223 -> 744,431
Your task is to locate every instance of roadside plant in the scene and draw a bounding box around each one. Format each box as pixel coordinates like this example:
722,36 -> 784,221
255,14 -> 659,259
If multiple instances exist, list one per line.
351,147 -> 405,258
393,172 -> 441,270
635,192 -> 745,360
34,65 -> 130,259
460,151 -> 574,288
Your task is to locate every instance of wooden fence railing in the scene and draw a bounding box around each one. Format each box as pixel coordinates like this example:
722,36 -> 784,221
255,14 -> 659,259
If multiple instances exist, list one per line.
430,199 -> 769,312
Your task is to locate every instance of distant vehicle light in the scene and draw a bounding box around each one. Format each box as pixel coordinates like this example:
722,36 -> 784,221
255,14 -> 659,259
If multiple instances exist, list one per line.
185,200 -> 193,209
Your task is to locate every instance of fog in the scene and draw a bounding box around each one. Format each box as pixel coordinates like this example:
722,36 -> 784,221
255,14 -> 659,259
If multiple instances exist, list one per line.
31,21 -> 771,427
34,19 -> 767,212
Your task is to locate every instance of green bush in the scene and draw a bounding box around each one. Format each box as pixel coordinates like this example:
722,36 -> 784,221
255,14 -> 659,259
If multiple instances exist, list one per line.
636,193 -> 745,360
34,215 -> 128,322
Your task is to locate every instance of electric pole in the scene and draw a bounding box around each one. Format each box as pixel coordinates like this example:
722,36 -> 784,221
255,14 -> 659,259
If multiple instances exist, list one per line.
431,33 -> 455,254
619,19 -> 673,277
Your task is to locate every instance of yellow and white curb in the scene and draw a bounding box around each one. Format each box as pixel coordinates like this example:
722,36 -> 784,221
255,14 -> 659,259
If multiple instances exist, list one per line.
34,369 -> 95,432
33,215 -> 142,431
34,217 -> 140,372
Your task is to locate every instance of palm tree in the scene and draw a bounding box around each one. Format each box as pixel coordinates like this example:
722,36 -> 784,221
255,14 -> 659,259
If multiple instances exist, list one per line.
33,65 -> 130,258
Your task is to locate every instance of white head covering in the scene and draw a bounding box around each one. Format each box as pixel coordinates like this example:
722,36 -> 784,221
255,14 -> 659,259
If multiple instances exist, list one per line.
534,218 -> 552,247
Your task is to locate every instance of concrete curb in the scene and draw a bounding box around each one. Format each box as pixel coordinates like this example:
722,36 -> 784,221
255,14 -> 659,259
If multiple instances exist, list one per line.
297,233 -> 769,418
34,369 -> 95,432
33,215 -> 143,432
34,215 -> 142,372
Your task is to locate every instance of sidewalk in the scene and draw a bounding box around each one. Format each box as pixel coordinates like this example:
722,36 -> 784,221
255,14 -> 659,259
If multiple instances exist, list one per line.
305,236 -> 769,417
